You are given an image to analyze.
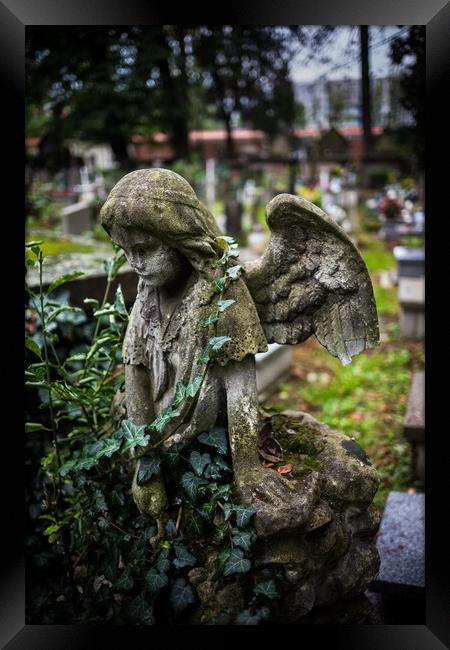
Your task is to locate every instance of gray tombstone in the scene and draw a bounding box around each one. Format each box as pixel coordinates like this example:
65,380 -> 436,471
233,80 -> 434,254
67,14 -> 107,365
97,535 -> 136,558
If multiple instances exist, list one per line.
61,201 -> 92,236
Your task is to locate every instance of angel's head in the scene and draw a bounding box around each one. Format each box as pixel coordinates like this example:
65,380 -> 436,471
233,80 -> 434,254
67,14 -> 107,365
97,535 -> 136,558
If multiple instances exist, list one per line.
100,169 -> 222,287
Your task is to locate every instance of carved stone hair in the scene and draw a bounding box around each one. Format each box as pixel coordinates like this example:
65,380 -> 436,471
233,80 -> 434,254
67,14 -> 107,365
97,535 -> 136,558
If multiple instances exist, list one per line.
100,168 -> 222,275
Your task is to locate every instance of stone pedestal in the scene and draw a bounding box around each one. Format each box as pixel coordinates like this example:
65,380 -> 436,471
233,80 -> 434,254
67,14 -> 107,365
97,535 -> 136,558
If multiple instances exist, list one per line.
190,411 -> 380,625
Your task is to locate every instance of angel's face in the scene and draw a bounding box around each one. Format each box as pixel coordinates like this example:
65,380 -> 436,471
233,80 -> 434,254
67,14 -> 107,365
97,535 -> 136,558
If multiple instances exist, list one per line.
110,225 -> 187,289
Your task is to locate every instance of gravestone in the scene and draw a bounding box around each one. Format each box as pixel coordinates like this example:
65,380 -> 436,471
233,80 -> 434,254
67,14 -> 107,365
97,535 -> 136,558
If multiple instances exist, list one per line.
370,491 -> 424,598
394,246 -> 425,339
403,371 -> 425,483
255,343 -> 293,399
60,201 -> 92,236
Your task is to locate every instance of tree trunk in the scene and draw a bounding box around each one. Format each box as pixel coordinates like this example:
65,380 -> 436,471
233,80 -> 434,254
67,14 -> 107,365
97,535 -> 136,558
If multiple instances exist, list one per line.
360,26 -> 372,158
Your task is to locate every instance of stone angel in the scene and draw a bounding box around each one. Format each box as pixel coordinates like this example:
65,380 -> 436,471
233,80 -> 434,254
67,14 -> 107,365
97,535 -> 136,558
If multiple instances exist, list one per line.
100,168 -> 379,543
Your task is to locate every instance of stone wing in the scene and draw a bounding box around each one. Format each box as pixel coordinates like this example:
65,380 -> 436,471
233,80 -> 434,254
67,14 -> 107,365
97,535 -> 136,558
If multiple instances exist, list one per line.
243,193 -> 379,365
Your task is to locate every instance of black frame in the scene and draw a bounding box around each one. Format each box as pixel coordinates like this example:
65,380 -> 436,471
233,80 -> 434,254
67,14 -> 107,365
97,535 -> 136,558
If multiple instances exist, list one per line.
3,0 -> 449,646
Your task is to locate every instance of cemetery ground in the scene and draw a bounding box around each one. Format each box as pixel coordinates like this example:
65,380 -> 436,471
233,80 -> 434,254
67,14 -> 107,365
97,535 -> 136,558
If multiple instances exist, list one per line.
26,204 -> 424,512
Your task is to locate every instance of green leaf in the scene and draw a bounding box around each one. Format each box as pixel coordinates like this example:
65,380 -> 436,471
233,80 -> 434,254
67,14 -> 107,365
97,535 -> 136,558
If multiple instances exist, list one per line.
137,454 -> 162,484
232,530 -> 255,551
128,593 -> 154,624
213,276 -> 227,293
47,272 -> 85,295
164,442 -> 184,465
150,406 -> 180,433
254,579 -> 279,600
215,549 -> 232,577
215,235 -> 236,245
155,548 -> 170,573
226,265 -> 242,280
173,382 -> 187,407
223,549 -> 251,576
114,285 -> 128,316
25,337 -> 42,359
181,472 -> 202,500
75,456 -> 98,471
83,298 -> 100,308
208,336 -> 231,352
95,437 -> 121,459
202,313 -> 219,328
235,609 -> 262,625
173,544 -> 197,569
25,422 -> 51,433
185,376 -> 203,398
186,510 -> 205,537
58,459 -> 78,476
25,240 -> 44,248
223,504 -> 233,521
189,451 -> 211,476
170,578 -> 195,613
47,305 -> 84,323
115,567 -> 134,591
145,568 -> 168,594
217,299 -> 236,312
233,505 -> 256,529
198,427 -> 228,455
197,346 -> 211,365
119,419 -> 150,452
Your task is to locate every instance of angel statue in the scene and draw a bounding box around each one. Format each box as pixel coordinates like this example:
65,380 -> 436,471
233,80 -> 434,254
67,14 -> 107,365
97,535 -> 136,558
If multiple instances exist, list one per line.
100,168 -> 379,545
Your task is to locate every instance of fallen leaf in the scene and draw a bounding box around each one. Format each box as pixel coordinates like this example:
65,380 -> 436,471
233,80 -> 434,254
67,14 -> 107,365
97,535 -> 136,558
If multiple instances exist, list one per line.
258,448 -> 283,463
262,462 -> 275,468
277,464 -> 294,474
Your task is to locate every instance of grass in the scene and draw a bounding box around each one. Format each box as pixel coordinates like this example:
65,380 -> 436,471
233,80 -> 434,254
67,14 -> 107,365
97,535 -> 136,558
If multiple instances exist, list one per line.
25,239 -> 95,260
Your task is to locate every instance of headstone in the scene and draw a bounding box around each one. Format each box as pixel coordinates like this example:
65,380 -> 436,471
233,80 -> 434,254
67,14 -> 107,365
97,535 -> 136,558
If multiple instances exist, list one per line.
60,201 -> 92,236
394,246 -> 425,339
403,371 -> 425,482
255,343 -> 293,399
370,491 -> 424,598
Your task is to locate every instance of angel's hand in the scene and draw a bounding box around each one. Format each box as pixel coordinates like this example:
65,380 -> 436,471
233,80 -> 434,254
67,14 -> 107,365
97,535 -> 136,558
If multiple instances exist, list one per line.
235,464 -> 320,538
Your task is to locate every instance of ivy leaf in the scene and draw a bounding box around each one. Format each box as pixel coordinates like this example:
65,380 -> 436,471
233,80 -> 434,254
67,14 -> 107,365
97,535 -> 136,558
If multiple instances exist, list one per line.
213,276 -> 227,293
198,427 -> 228,455
254,579 -> 279,600
189,451 -> 211,477
155,548 -> 170,573
235,609 -> 262,625
75,456 -> 98,471
217,299 -> 236,312
202,314 -> 219,328
223,549 -> 251,577
119,420 -> 150,452
145,568 -> 168,594
226,265 -> 242,280
165,443 -> 184,466
96,437 -> 121,459
197,346 -> 211,365
208,336 -> 232,352
137,454 -> 162,484
173,544 -> 197,569
223,503 -> 233,521
232,529 -> 255,551
233,505 -> 256,529
165,519 -> 178,540
25,240 -> 44,248
115,567 -> 134,591
214,549 -> 232,577
173,382 -> 187,407
47,272 -> 85,295
185,376 -> 203,398
150,407 -> 180,434
170,578 -> 196,613
127,593 -> 154,624
25,337 -> 42,359
181,472 -> 202,500
58,459 -> 78,476
186,510 -> 205,537
215,235 -> 236,246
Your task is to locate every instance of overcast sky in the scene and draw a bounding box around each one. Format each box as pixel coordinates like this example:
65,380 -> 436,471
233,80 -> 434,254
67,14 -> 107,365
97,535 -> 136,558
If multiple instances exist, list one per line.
290,26 -> 407,84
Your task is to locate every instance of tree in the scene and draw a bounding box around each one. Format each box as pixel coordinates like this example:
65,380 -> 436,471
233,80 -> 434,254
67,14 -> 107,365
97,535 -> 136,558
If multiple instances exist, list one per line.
389,26 -> 425,169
